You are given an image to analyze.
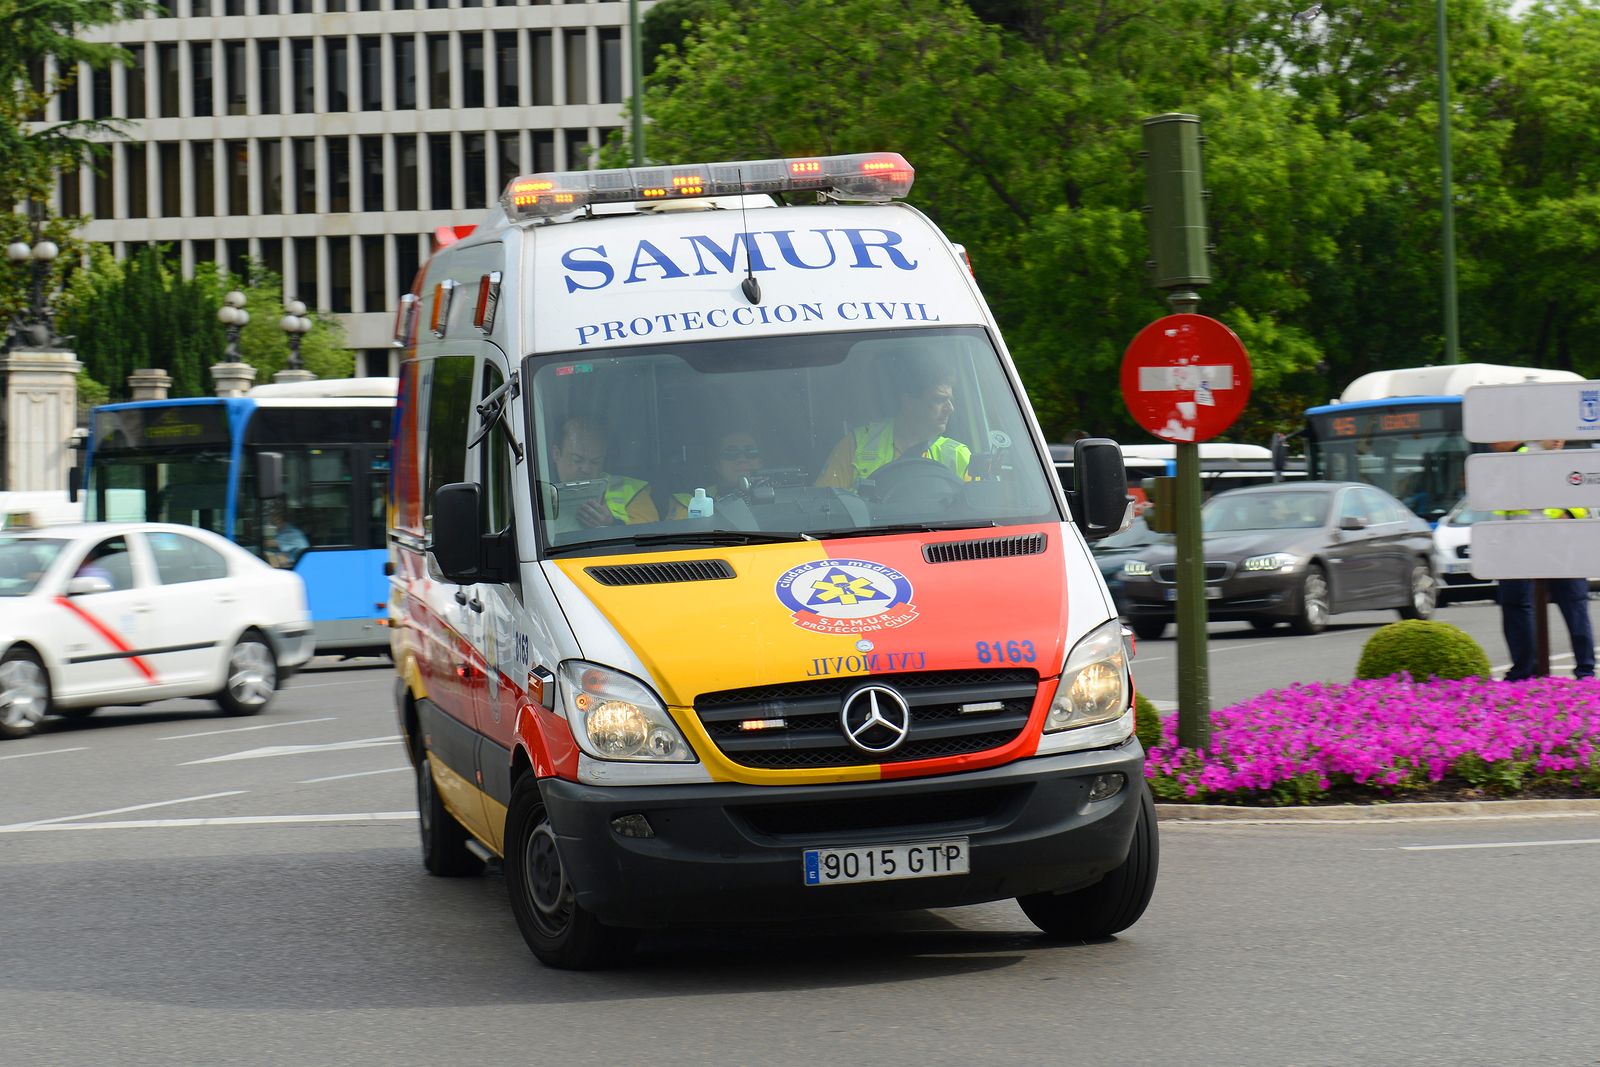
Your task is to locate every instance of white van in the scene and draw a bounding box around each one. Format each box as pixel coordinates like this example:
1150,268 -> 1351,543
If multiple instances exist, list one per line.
388,151 -> 1153,968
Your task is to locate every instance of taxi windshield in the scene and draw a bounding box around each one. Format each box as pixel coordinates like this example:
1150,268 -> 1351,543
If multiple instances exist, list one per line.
524,327 -> 1060,552
0,537 -> 67,596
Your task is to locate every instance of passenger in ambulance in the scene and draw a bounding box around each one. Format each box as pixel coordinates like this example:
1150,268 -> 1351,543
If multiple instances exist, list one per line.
667,429 -> 764,519
815,357 -> 972,491
552,416 -> 660,527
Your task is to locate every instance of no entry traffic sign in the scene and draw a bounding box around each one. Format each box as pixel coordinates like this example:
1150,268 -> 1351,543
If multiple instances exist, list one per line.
1120,314 -> 1252,443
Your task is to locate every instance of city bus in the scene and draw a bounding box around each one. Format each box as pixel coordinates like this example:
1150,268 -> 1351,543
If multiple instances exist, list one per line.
1304,362 -> 1584,524
79,377 -> 397,654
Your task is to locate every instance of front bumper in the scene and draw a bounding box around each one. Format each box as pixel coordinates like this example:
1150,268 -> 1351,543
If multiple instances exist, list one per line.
540,742 -> 1146,928
1120,569 -> 1300,622
268,621 -> 316,675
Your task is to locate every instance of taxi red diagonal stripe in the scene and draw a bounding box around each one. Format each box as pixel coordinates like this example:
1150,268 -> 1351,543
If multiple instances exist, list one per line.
53,596 -> 159,682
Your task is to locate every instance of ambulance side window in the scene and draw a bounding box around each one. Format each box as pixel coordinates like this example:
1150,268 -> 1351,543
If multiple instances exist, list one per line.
422,355 -> 476,542
481,362 -> 514,536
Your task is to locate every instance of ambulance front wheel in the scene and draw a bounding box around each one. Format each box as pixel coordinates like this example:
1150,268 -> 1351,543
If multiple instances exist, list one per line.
505,776 -> 638,970
1017,782 -> 1159,940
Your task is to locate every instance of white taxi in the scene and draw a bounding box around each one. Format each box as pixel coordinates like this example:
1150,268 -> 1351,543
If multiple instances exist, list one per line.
0,522 -> 314,739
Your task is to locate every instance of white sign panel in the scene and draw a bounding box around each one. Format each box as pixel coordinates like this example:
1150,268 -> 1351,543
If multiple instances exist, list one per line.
1469,519 -> 1600,580
1462,381 -> 1600,444
1465,451 -> 1600,511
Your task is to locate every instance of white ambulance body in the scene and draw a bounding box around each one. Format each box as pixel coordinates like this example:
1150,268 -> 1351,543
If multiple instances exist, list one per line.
389,152 -> 1152,969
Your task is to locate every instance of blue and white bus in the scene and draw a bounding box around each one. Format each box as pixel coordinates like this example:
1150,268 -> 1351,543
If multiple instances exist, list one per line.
80,377 -> 397,655
1305,362 -> 1583,524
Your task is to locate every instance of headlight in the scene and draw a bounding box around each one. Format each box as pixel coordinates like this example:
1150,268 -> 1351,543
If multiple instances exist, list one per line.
1122,559 -> 1152,577
1242,553 -> 1302,572
557,661 -> 695,763
1045,618 -> 1130,733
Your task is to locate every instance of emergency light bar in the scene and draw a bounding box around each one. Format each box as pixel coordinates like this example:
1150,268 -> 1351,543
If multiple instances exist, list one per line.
501,152 -> 915,220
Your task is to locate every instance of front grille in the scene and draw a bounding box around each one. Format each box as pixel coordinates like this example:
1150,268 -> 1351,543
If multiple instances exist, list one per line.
734,785 -> 1026,840
694,669 -> 1037,769
923,532 -> 1046,564
1155,561 -> 1231,583
584,559 -> 735,586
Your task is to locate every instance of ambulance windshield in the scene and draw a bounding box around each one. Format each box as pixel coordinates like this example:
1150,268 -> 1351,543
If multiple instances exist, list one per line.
526,326 -> 1061,551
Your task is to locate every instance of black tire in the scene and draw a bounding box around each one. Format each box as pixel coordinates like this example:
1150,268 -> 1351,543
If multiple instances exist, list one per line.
1130,617 -> 1167,641
417,753 -> 486,877
215,631 -> 278,716
1018,782 -> 1159,940
1248,618 -> 1279,634
0,648 -> 51,740
504,775 -> 638,970
1289,565 -> 1330,635
56,706 -> 97,720
1398,560 -> 1439,620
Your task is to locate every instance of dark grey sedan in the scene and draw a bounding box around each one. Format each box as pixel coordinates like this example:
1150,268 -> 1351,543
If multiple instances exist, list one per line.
1116,481 -> 1438,640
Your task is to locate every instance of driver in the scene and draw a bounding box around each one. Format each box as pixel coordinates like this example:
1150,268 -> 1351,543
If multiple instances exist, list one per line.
815,358 -> 972,490
668,429 -> 764,518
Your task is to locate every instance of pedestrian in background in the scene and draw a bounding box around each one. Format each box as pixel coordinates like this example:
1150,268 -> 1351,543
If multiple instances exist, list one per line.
1493,440 -> 1596,681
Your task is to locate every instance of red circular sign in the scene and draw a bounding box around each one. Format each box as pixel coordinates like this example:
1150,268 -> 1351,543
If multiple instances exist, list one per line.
1120,314 -> 1252,443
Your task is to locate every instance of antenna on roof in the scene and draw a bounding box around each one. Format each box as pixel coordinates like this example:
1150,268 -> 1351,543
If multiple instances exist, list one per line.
737,170 -> 761,305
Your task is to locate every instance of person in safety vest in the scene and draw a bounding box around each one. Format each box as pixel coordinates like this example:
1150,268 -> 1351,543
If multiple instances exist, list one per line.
668,429 -> 763,519
552,416 -> 660,527
1493,440 -> 1595,681
815,358 -> 972,490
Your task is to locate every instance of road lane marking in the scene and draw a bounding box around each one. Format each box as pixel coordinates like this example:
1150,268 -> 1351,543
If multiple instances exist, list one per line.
286,677 -> 394,690
1400,837 -> 1600,851
0,747 -> 88,762
0,811 -> 417,833
181,736 -> 401,765
299,766 -> 411,784
0,790 -> 247,831
160,717 -> 338,741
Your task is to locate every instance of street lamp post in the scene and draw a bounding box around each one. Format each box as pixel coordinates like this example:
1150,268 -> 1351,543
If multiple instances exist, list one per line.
216,290 -> 250,361
280,299 -> 311,370
5,234 -> 63,352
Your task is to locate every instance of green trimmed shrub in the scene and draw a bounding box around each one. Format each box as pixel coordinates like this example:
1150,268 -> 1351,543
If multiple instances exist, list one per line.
1355,620 -> 1492,682
1134,692 -> 1163,751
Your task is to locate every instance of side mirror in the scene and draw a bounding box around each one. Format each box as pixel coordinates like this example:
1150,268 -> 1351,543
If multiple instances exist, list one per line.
66,575 -> 113,596
1339,515 -> 1367,531
1270,432 -> 1288,483
1069,438 -> 1130,541
256,451 -> 284,499
431,482 -> 485,583
68,465 -> 81,503
431,481 -> 515,585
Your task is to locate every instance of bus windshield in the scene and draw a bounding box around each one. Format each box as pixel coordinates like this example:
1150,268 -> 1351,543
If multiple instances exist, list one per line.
520,326 -> 1060,552
1305,400 -> 1463,523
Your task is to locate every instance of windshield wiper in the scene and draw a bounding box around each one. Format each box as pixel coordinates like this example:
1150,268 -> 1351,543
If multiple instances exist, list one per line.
547,530 -> 817,555
818,521 -> 1000,540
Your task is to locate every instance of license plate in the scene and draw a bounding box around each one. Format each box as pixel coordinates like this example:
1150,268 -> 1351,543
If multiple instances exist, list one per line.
1165,587 -> 1222,601
1445,562 -> 1469,574
803,838 -> 969,886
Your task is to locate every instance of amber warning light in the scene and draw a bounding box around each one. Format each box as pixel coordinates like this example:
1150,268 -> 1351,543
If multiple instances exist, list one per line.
499,151 -> 915,220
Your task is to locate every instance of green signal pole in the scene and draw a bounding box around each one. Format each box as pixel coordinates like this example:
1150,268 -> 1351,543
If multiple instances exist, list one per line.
1436,0 -> 1458,364
1142,113 -> 1213,751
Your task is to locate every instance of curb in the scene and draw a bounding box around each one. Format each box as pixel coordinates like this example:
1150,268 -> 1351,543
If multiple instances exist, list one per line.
1156,798 -> 1600,823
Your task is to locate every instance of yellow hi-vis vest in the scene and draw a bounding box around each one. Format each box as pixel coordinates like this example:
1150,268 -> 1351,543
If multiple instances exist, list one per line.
851,421 -> 971,486
604,475 -> 649,523
1494,445 -> 1589,520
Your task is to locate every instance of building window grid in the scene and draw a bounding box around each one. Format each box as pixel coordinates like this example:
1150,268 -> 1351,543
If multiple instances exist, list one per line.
61,7 -> 632,349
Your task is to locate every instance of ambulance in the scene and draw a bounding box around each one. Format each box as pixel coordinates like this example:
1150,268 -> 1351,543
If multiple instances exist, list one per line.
387,151 -> 1155,969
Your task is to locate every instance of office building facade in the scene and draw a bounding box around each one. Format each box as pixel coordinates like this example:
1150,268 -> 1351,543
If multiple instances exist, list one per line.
46,0 -> 650,377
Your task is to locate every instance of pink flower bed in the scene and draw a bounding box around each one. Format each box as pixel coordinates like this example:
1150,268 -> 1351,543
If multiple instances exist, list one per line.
1144,675 -> 1600,804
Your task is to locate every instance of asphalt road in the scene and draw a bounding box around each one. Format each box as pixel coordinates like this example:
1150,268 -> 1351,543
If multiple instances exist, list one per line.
6,657 -> 1600,1065
1128,595 -> 1598,710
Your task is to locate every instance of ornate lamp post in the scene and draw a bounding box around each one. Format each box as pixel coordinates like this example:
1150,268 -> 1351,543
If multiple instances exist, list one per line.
216,290 -> 249,360
280,299 -> 311,370
5,234 -> 63,352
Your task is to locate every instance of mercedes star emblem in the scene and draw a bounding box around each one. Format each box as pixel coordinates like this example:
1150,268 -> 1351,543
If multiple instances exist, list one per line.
840,684 -> 912,754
